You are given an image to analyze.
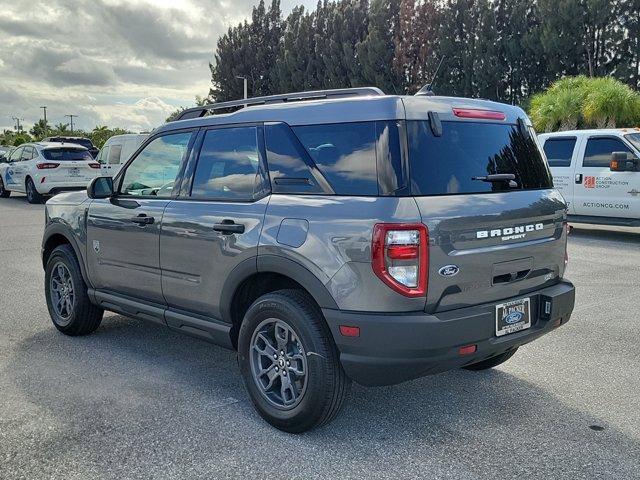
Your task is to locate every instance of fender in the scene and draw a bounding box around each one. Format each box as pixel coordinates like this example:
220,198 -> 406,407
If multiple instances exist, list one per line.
42,222 -> 93,289
219,255 -> 338,324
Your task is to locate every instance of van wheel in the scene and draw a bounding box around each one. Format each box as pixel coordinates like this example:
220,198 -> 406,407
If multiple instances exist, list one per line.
463,347 -> 518,371
0,177 -> 10,197
238,290 -> 350,433
45,245 -> 103,336
26,178 -> 43,204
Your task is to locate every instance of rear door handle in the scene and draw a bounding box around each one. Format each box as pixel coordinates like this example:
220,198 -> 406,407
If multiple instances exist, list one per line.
213,220 -> 245,234
575,174 -> 583,184
130,214 -> 154,225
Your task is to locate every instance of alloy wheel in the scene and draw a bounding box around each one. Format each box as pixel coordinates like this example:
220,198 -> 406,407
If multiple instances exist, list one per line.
50,262 -> 75,324
250,318 -> 308,409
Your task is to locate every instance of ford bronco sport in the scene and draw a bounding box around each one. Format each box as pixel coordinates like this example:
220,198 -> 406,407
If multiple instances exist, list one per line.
42,87 -> 575,432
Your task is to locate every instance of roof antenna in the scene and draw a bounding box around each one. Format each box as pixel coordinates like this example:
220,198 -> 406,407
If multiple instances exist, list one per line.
415,56 -> 445,97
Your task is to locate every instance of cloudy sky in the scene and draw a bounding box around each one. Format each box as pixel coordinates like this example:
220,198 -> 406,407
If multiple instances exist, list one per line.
0,0 -> 314,133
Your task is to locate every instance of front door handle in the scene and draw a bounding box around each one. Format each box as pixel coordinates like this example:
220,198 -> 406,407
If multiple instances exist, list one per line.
213,220 -> 245,234
575,174 -> 583,184
130,214 -> 154,225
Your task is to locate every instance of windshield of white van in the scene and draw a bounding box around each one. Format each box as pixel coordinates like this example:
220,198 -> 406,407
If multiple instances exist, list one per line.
624,133 -> 640,152
407,121 -> 553,195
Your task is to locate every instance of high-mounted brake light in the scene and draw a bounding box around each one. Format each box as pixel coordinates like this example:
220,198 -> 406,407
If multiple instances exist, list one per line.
36,162 -> 60,169
452,108 -> 506,121
372,223 -> 428,297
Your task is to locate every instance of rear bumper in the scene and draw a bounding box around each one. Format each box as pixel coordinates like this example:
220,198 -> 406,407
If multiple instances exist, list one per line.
322,280 -> 575,386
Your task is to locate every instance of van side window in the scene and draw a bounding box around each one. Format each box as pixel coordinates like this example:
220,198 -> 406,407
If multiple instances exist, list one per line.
583,137 -> 634,168
264,123 -> 326,194
108,144 -> 122,165
292,122 -> 378,195
191,127 -> 262,200
543,138 -> 576,167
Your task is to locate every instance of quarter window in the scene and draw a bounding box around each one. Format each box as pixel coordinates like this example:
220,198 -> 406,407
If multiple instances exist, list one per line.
120,132 -> 192,197
293,122 -> 379,195
543,138 -> 576,167
191,127 -> 262,200
583,137 -> 635,168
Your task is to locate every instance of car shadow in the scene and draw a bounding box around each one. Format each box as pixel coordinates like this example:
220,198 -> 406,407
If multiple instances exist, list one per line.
568,224 -> 640,245
4,313 -> 640,478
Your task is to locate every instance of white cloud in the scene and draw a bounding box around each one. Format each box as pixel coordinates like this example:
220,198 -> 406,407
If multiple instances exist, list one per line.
0,0 -> 317,133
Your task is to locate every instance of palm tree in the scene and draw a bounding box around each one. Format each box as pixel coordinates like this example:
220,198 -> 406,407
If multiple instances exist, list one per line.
54,123 -> 69,134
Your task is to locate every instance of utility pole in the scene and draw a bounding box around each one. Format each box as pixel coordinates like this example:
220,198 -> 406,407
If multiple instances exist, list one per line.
236,76 -> 248,107
11,117 -> 23,132
40,106 -> 48,137
65,114 -> 77,134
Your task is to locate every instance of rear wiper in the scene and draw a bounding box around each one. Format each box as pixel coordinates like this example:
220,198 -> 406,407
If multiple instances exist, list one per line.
471,174 -> 518,188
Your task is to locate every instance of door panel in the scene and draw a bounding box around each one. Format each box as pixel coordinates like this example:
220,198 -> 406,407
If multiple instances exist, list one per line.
160,198 -> 269,319
87,198 -> 170,303
573,136 -> 639,218
543,135 -> 579,214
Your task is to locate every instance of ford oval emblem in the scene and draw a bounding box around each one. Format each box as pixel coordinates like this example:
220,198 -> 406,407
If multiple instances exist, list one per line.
438,265 -> 459,277
504,311 -> 524,324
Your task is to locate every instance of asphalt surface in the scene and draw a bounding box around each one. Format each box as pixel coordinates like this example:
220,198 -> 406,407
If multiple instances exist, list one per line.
1,194 -> 639,480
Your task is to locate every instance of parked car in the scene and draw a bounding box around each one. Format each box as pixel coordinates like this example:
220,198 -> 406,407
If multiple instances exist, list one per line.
41,87 -> 575,432
96,133 -> 148,176
42,136 -> 99,158
539,128 -> 640,227
0,142 -> 100,203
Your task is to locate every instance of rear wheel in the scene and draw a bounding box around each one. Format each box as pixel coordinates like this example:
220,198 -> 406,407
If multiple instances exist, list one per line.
26,177 -> 43,204
463,347 -> 518,371
45,245 -> 103,336
0,176 -> 10,198
238,290 -> 350,433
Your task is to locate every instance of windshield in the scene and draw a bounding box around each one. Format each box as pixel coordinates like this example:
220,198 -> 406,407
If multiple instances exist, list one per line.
42,148 -> 93,161
407,121 -> 553,195
624,133 -> 640,152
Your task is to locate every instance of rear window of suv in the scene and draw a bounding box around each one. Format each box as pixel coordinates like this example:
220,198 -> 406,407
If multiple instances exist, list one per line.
407,121 -> 553,195
42,148 -> 93,161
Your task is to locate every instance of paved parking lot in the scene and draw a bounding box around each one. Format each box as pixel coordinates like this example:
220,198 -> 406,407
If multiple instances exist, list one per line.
0,194 -> 639,479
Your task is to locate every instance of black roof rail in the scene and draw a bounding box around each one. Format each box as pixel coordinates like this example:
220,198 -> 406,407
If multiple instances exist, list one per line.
172,87 -> 385,122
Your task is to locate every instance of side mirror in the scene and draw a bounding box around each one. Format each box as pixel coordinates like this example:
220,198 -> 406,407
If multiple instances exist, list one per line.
87,176 -> 114,199
610,151 -> 639,172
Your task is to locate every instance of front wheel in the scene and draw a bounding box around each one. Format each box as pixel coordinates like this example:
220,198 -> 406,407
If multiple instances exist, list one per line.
45,245 -> 103,336
0,176 -> 10,198
463,347 -> 518,371
238,290 -> 350,433
26,178 -> 43,204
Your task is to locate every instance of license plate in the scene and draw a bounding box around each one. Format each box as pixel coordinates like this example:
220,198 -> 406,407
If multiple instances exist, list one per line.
495,297 -> 531,337
68,167 -> 80,177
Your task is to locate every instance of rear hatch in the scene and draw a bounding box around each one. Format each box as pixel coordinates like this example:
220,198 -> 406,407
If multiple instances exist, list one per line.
42,147 -> 98,182
406,118 -> 567,313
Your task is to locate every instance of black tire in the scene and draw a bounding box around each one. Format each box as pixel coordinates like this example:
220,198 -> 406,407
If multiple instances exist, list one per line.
45,244 -> 103,336
26,177 -> 43,204
238,289 -> 350,433
463,347 -> 518,371
0,176 -> 10,198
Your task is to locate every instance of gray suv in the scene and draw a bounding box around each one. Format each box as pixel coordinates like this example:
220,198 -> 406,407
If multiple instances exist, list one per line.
41,87 -> 575,432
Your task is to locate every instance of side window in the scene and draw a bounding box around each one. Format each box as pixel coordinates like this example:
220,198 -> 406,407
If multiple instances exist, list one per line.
9,147 -> 23,162
120,132 -> 192,197
292,122 -> 378,195
191,126 -> 262,200
376,121 -> 407,195
97,146 -> 108,164
583,137 -> 634,168
265,123 -> 326,194
543,138 -> 576,167
108,144 -> 122,165
21,147 -> 33,161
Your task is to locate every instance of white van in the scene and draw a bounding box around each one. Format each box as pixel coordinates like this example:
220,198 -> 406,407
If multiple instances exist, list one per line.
538,129 -> 640,227
97,134 -> 148,176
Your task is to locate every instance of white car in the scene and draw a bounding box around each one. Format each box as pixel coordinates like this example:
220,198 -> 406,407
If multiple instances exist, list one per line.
96,133 -> 149,176
0,142 -> 100,203
538,129 -> 640,227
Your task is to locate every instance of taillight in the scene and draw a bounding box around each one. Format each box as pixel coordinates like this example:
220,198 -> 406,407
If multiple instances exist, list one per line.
88,163 -> 101,169
372,223 -> 428,297
36,162 -> 59,169
452,108 -> 506,121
